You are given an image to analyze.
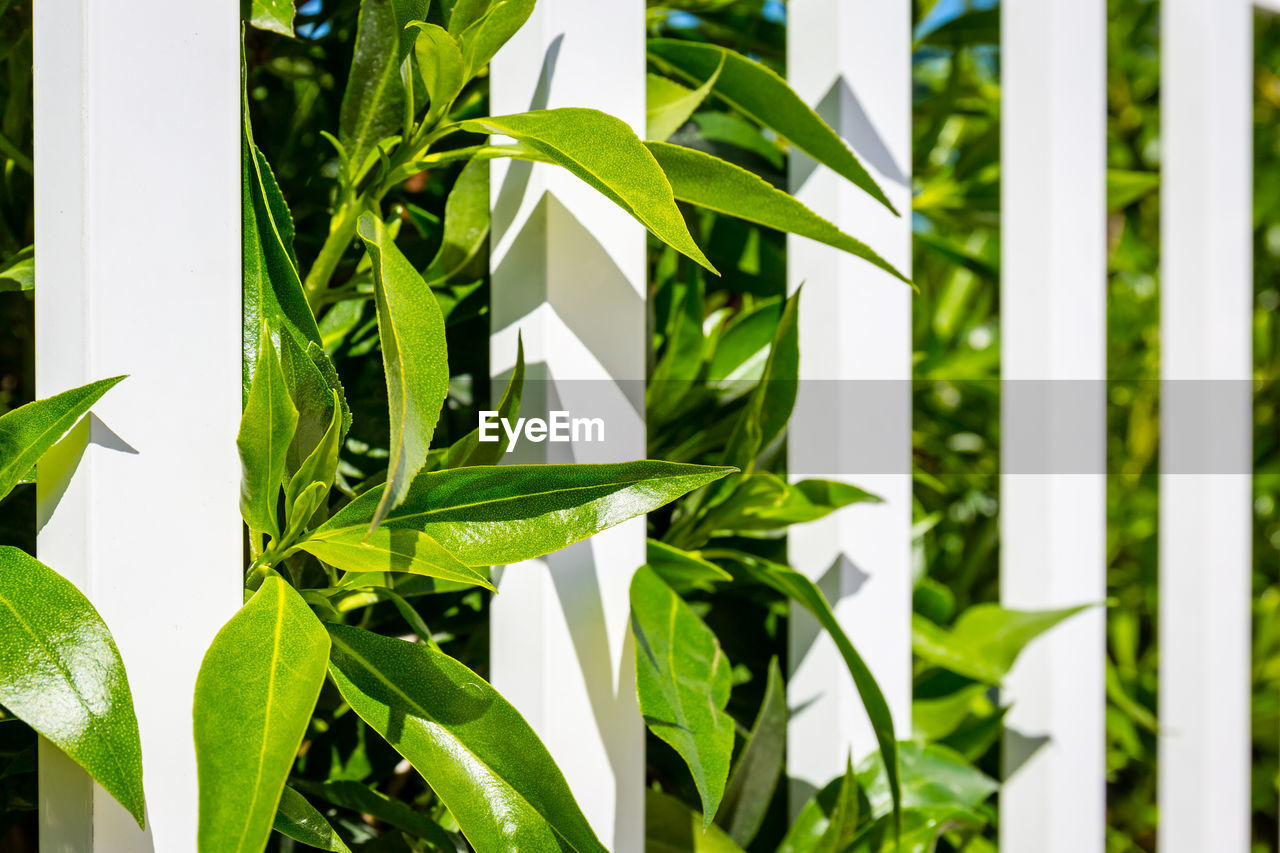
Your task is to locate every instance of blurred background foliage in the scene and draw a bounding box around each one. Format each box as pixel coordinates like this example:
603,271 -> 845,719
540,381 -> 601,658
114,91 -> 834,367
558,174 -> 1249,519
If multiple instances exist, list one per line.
1,0 -> 1279,849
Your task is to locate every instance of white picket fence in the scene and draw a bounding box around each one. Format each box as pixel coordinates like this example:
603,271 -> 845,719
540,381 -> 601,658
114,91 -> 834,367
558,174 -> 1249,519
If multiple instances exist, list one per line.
30,0 -> 1265,849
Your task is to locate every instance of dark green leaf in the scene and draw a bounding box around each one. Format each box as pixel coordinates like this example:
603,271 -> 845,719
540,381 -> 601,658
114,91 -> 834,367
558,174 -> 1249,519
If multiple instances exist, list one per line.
0,375 -> 124,502
912,604 -> 1091,684
293,779 -> 454,849
0,245 -> 33,292
317,460 -> 735,566
631,565 -> 734,823
239,327 -> 299,540
715,658 -> 784,846
194,575 -> 330,853
274,785 -> 351,852
646,143 -> 909,283
458,109 -> 716,272
0,547 -> 144,826
357,212 -> 450,533
326,623 -> 608,852
647,40 -> 894,213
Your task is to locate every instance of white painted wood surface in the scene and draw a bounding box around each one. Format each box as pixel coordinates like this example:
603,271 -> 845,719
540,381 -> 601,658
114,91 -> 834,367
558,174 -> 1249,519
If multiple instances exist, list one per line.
33,0 -> 241,849
999,1 -> 1107,850
488,2 -> 646,848
785,0 -> 913,806
1159,0 -> 1254,849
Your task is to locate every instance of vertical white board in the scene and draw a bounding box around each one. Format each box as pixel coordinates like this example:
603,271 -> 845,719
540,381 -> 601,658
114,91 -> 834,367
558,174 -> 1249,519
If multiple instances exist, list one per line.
999,1 -> 1107,851
786,0 -> 913,805
488,2 -> 646,848
33,0 -> 241,849
1159,0 -> 1253,850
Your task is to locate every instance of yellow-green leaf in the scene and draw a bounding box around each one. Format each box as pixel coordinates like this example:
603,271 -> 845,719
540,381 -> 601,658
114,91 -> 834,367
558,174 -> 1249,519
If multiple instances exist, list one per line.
296,527 -> 495,591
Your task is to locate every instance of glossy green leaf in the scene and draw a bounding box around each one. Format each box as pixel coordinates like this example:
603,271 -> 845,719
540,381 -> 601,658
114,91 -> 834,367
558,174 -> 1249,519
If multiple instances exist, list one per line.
317,460 -> 735,566
631,565 -> 734,823
249,0 -> 295,36
340,0 -> 428,176
647,790 -> 746,853
292,779 -> 454,849
646,539 -> 732,593
912,604 -> 1091,684
703,473 -> 880,534
715,658 -> 784,846
279,334 -> 351,474
458,109 -> 716,272
775,759 -> 859,853
409,23 -> 464,125
647,57 -> 722,142
325,623 -> 608,852
646,142 -> 909,284
423,156 -> 489,285
647,39 -> 894,213
443,335 -> 524,467
707,298 -> 781,387
274,785 -> 351,852
242,113 -> 325,400
194,575 -> 330,853
0,547 -> 144,826
239,327 -> 299,540
296,527 -> 495,591
357,212 -> 450,533
456,0 -> 536,80
857,742 -> 996,819
725,552 -> 900,833
0,375 -> 124,502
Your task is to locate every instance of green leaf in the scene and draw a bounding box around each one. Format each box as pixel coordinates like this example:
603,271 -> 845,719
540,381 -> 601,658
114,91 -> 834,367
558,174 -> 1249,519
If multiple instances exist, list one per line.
285,390 -> 342,532
0,375 -> 124,502
631,565 -> 734,824
707,298 -> 780,387
249,0 -> 295,36
279,335 -> 351,474
443,334 -> 524,467
724,553 -> 901,836
775,759 -> 858,853
912,604 -> 1091,685
646,143 -> 909,284
239,327 -> 299,540
723,290 -> 798,472
274,785 -> 352,852
458,109 -> 717,273
194,574 -> 330,853
703,473 -> 880,535
296,527 -> 496,591
0,547 -> 144,827
316,460 -> 735,566
647,39 -> 894,213
409,23 -> 464,125
646,539 -> 732,593
1107,169 -> 1160,213
242,117 -> 327,399
0,244 -> 33,292
447,0 -> 489,33
715,658 -> 785,847
647,57 -> 722,142
646,790 -> 746,853
340,0 -> 429,177
690,112 -> 783,170
456,0 -> 536,80
856,742 -> 996,819
293,779 -> 455,849
357,212 -> 450,534
325,623 -> 608,852
423,156 -> 490,285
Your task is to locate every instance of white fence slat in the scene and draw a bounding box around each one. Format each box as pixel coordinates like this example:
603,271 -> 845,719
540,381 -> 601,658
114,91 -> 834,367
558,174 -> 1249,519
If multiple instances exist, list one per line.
488,2 -> 645,848
1159,0 -> 1254,849
999,1 -> 1107,850
785,0 -> 913,807
33,0 -> 242,848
